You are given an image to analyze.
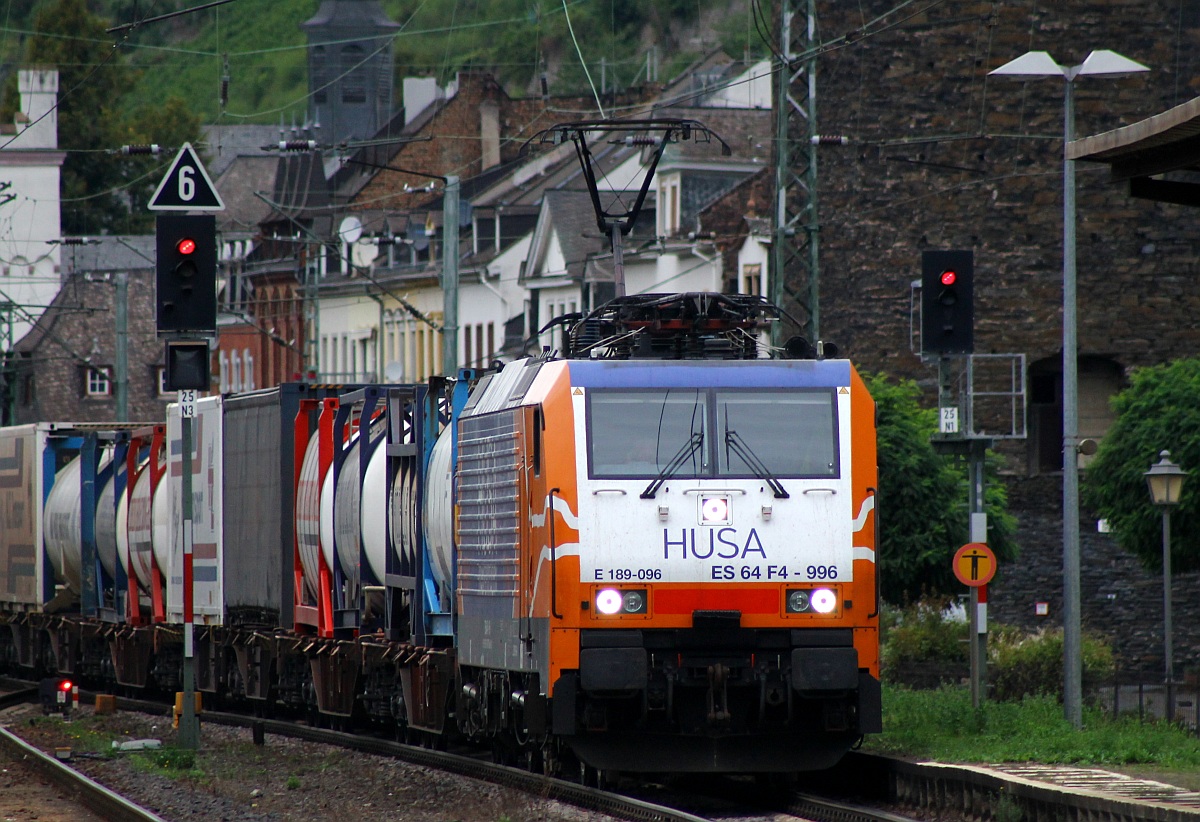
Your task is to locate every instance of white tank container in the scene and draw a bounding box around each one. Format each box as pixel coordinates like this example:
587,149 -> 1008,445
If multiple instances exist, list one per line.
360,440 -> 388,586
42,451 -> 121,594
43,456 -> 83,594
295,428 -> 326,601
420,430 -> 455,594
95,456 -> 118,580
331,433 -> 388,587
125,462 -> 168,593
116,477 -> 132,588
388,457 -> 417,579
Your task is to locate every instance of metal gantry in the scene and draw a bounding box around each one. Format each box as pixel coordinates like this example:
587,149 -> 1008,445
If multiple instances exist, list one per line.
771,0 -> 820,347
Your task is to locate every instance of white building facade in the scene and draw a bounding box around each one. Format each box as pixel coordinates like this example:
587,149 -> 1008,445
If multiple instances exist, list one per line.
0,69 -> 64,346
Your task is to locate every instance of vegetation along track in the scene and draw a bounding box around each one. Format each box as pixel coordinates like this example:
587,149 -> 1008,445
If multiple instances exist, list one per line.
6,680 -> 931,822
0,686 -> 166,822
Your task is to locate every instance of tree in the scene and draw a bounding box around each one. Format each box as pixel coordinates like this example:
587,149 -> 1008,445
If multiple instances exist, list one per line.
1082,358 -> 1200,573
5,0 -> 201,234
864,372 -> 1016,604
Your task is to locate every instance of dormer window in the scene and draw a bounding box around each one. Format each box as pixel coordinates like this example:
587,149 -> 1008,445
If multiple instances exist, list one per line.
657,173 -> 681,236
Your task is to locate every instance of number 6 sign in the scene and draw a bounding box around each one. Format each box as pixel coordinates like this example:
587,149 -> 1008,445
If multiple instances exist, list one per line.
148,143 -> 225,212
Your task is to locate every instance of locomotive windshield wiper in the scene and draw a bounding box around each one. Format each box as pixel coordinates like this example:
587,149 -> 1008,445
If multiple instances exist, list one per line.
640,432 -> 704,499
724,429 -> 789,499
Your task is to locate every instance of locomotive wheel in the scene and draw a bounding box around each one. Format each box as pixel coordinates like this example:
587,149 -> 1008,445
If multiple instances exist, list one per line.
525,745 -> 544,774
580,762 -> 600,788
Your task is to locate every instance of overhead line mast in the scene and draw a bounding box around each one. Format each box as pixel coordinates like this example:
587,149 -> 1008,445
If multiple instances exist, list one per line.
772,0 -> 820,347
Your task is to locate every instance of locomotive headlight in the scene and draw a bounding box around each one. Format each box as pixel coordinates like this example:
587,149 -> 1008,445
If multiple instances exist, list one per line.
700,494 -> 732,525
595,588 -> 648,616
785,587 -> 838,614
811,588 -> 837,614
786,590 -> 810,613
622,589 -> 646,613
596,588 -> 624,615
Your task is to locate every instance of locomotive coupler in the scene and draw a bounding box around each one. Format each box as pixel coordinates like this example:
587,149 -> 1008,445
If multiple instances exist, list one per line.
706,662 -> 731,725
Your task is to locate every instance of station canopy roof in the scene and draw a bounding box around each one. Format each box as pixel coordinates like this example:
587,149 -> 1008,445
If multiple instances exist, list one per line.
1067,96 -> 1200,207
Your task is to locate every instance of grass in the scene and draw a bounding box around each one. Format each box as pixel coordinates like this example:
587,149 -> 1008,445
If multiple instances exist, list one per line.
865,685 -> 1200,788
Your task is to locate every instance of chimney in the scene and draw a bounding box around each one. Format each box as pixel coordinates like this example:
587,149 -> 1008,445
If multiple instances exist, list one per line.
480,101 -> 500,171
16,69 -> 57,149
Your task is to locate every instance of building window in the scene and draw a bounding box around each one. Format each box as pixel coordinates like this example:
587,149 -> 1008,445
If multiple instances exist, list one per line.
21,373 -> 33,406
312,46 -> 327,105
658,175 -> 681,236
243,348 -> 256,391
341,45 -> 367,104
741,263 -> 763,296
86,367 -> 111,397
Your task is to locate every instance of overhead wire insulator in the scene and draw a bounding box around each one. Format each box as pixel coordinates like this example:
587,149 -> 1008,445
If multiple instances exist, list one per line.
810,135 -> 849,146
121,144 -> 161,155
277,140 -> 318,152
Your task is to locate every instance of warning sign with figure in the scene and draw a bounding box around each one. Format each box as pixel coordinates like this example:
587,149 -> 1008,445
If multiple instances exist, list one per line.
952,542 -> 996,587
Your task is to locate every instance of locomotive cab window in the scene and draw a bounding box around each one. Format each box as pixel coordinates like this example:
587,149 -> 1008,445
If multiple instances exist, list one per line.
587,388 -> 838,479
589,389 -> 707,478
716,390 -> 838,478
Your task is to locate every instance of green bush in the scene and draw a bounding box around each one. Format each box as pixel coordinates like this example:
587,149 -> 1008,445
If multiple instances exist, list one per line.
989,628 -> 1114,702
880,599 -> 968,686
1082,357 -> 1200,574
863,372 -> 1017,604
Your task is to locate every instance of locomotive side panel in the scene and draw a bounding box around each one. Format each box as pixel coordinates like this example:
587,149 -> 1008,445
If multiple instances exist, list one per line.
524,362 -> 581,692
849,366 -> 881,690
456,406 -> 527,670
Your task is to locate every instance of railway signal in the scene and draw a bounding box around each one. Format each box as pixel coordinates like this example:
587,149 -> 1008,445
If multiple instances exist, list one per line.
921,249 -> 974,354
156,214 -> 217,335
39,677 -> 74,718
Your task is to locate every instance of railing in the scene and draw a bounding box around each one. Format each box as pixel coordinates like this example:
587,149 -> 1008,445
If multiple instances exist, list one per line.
1096,672 -> 1200,731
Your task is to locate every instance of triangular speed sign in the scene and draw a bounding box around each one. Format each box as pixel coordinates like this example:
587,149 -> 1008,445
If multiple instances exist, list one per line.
148,142 -> 225,211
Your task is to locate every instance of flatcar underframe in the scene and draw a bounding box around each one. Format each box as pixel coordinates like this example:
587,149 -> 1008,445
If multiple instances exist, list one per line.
2,611 -> 880,775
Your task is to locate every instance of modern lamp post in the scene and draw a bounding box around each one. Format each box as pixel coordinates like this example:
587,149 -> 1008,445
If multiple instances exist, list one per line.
1145,450 -> 1187,721
988,49 -> 1148,729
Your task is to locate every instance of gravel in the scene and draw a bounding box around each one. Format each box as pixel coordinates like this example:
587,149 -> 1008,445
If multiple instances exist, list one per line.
1,702 -> 621,822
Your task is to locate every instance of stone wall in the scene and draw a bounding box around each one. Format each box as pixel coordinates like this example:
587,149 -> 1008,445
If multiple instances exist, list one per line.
799,0 -> 1200,672
990,475 -> 1200,674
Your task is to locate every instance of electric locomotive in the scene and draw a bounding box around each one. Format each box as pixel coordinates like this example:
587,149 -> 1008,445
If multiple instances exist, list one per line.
445,292 -> 880,773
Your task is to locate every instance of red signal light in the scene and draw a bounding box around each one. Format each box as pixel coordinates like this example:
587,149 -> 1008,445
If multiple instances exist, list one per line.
176,237 -> 197,256
59,679 -> 72,692
940,270 -> 957,286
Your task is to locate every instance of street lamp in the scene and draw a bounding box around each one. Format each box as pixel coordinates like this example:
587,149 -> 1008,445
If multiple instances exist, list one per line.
1145,450 -> 1187,721
989,49 -> 1149,729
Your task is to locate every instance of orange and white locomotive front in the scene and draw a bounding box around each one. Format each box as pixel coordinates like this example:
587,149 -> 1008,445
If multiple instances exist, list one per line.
524,357 -> 880,773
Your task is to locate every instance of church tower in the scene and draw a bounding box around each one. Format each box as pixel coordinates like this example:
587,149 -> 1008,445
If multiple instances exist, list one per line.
302,0 -> 400,145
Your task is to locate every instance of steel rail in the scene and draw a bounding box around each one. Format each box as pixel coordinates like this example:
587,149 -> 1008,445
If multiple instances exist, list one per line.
0,692 -> 167,822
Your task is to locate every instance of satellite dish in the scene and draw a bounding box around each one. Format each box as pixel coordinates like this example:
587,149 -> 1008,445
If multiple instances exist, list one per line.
384,361 -> 404,382
339,216 -> 363,244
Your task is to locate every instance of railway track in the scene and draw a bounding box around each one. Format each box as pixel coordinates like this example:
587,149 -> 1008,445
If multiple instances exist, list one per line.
0,680 -> 921,822
0,686 -> 166,822
12,680 -> 1197,821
